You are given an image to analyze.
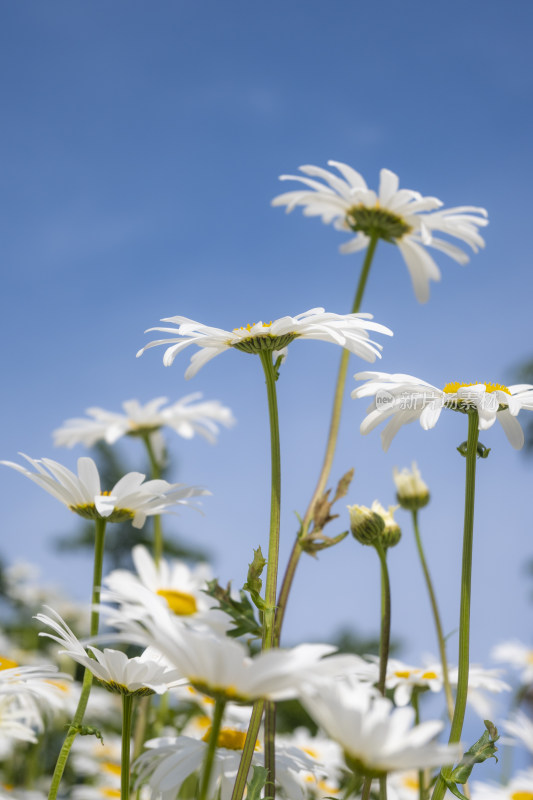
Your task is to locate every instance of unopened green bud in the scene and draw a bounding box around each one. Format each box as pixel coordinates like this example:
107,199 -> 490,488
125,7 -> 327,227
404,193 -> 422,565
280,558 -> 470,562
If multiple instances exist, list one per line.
393,463 -> 430,511
347,503 -> 385,546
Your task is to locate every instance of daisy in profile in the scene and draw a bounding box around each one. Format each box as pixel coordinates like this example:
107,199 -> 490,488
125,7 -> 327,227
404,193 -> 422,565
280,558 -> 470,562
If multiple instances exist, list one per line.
137,307 -> 392,378
1,454 -> 208,528
272,161 -> 488,303
53,393 -> 235,449
300,679 -> 462,777
35,607 -> 182,697
352,372 -> 533,451
500,710 -> 533,754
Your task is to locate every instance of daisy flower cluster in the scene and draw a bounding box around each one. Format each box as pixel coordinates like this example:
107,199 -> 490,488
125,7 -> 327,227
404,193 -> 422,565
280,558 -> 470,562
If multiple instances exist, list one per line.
2,156 -> 532,800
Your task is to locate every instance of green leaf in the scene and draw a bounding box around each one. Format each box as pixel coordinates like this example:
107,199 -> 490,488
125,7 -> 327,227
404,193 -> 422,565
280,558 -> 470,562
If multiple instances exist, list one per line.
443,778 -> 469,800
243,546 -> 266,597
450,720 -> 499,784
69,724 -> 104,744
203,579 -> 262,639
246,765 -> 269,800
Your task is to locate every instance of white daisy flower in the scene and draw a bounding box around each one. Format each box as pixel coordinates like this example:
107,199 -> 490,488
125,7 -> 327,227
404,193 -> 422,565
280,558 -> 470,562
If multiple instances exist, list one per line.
104,602 -> 360,703
1,454 -> 208,528
448,664 -> 510,719
352,372 -> 533,451
101,545 -> 221,626
137,307 -> 393,379
135,733 -> 315,800
276,727 -> 346,799
272,161 -> 488,303
370,657 -> 443,707
500,710 -> 533,754
492,640 -> 533,686
53,393 -> 235,449
300,679 -> 462,776
471,768 -> 533,800
35,607 -> 183,696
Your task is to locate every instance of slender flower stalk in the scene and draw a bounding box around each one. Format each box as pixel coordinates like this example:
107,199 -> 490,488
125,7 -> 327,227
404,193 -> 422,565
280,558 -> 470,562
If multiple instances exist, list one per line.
199,698 -> 226,800
411,509 -> 454,721
432,411 -> 480,800
232,351 -> 282,800
121,694 -> 133,800
274,235 -> 379,644
375,539 -> 391,800
47,517 -> 107,800
375,539 -> 392,698
411,690 -> 426,800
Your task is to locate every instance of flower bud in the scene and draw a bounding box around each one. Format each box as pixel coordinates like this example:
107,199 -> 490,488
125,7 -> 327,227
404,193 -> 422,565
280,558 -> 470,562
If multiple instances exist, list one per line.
347,503 -> 385,546
371,501 -> 402,549
393,463 -> 430,511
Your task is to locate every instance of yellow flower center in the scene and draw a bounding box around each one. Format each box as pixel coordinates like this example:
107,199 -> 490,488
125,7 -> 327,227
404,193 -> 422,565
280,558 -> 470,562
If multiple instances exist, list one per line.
233,321 -> 273,333
403,776 -> 420,790
101,790 -> 121,799
102,763 -> 121,777
0,656 -> 18,671
156,588 -> 198,616
527,652 -> 533,665
421,671 -> 438,680
442,381 -> 510,394
202,726 -> 260,751
394,670 -> 413,679
302,746 -> 319,759
511,793 -> 533,800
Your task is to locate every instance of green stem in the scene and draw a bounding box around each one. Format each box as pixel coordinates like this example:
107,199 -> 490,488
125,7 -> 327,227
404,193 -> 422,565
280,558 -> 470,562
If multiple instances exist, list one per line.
48,517 -> 107,800
199,698 -> 226,800
121,694 -> 134,800
412,690 -> 425,800
375,540 -> 391,698
231,351 -> 282,800
230,700 -> 265,800
141,433 -> 163,564
431,411 -> 479,800
411,510 -> 454,722
132,435 -> 165,761
258,350 -> 282,651
274,234 -> 379,644
258,351 -> 282,798
360,777 -> 373,800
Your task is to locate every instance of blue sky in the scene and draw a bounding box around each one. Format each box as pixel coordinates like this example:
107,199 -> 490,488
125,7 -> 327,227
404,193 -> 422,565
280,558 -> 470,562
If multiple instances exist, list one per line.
1,2 -> 532,735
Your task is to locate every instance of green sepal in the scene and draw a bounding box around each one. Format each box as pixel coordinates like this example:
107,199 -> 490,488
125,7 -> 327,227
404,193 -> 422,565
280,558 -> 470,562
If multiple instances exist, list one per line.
203,579 -> 262,639
68,724 -> 104,744
273,354 -> 284,380
450,720 -> 499,784
456,441 -> 491,459
246,765 -> 269,800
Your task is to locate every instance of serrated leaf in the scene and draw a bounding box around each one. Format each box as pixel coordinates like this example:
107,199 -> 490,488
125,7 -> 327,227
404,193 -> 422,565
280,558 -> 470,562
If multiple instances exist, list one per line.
203,580 -> 262,639
246,765 -> 269,800
450,720 -> 499,784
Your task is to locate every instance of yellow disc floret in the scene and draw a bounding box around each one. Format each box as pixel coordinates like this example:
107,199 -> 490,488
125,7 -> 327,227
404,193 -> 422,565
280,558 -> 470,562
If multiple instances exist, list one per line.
202,726 -> 260,751
156,588 -> 198,616
0,656 -> 18,671
511,793 -> 533,800
442,381 -> 510,395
